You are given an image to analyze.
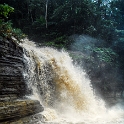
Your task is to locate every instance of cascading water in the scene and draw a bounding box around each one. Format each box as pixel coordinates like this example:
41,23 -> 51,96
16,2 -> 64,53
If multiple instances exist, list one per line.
20,39 -> 124,124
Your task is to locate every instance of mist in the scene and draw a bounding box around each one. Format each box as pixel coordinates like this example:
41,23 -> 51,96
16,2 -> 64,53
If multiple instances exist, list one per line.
69,34 -> 124,105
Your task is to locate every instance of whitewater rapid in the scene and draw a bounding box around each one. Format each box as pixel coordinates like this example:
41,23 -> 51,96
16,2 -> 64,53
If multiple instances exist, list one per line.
20,39 -> 124,124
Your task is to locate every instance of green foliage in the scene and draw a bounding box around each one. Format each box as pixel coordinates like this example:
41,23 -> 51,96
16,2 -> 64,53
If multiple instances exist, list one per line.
32,16 -> 46,28
45,36 -> 69,49
0,4 -> 14,18
1,0 -> 121,45
50,0 -> 95,35
0,20 -> 26,43
93,47 -> 118,65
36,16 -> 46,25
0,4 -> 26,43
110,0 -> 124,29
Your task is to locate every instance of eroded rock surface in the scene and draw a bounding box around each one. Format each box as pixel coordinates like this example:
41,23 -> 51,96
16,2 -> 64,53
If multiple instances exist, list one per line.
0,38 -> 44,123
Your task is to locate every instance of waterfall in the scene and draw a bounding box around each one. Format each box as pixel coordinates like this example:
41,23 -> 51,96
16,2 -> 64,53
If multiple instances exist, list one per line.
20,39 -> 124,124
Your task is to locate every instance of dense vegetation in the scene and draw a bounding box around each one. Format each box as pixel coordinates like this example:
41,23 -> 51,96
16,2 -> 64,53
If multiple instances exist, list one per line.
0,0 -> 124,99
1,0 -> 124,44
0,4 -> 26,43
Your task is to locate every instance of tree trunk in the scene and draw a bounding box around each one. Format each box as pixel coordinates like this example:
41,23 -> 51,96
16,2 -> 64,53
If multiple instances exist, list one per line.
45,0 -> 49,28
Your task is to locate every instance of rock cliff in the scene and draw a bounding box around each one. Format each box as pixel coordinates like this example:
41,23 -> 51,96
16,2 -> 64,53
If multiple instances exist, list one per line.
0,37 -> 44,123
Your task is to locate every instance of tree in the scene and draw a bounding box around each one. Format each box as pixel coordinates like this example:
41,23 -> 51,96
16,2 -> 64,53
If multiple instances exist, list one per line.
0,4 -> 25,43
110,0 -> 124,29
0,0 -> 119,45
0,4 -> 14,19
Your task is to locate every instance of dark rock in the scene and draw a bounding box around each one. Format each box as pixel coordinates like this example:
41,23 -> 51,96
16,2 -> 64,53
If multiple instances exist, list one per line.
0,38 -> 44,123
0,100 -> 44,122
0,95 -> 17,102
2,113 -> 45,124
0,38 -> 26,97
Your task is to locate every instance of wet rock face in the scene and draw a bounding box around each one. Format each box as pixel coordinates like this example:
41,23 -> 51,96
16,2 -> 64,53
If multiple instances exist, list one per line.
0,100 -> 44,122
0,38 -> 26,97
2,112 -> 45,124
0,38 -> 44,123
